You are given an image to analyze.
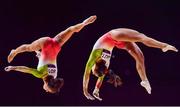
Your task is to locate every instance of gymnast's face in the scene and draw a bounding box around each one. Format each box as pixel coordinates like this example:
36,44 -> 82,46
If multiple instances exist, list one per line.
93,58 -> 108,77
92,69 -> 100,77
43,83 -> 54,93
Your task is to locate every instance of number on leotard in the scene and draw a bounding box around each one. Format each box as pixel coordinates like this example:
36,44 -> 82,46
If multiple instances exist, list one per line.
101,52 -> 111,60
48,67 -> 56,74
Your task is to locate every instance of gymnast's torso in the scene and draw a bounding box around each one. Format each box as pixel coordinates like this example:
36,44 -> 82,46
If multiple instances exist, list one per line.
37,37 -> 61,78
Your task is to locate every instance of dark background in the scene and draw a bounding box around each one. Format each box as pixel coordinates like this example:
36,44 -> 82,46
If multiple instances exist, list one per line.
0,0 -> 180,106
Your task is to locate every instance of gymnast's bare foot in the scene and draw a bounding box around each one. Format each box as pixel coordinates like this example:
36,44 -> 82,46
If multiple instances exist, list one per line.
162,45 -> 178,52
140,80 -> 151,94
83,15 -> 97,25
8,49 -> 17,63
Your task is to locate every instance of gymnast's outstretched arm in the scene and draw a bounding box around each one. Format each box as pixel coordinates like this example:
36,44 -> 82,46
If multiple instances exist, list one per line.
4,66 -> 46,78
92,75 -> 105,101
83,58 -> 96,100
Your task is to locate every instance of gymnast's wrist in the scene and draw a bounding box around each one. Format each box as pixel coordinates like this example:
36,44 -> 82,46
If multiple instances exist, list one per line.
83,87 -> 88,93
94,87 -> 100,93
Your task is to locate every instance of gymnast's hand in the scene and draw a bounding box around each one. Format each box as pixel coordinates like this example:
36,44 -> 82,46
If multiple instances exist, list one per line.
4,66 -> 15,72
93,88 -> 102,101
83,15 -> 97,25
84,90 -> 95,100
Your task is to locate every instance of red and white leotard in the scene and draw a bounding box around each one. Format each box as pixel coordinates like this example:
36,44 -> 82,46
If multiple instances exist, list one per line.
92,32 -> 126,68
93,32 -> 126,51
37,37 -> 61,78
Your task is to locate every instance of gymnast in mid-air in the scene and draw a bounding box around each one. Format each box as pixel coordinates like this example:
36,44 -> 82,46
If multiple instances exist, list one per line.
83,28 -> 178,101
5,15 -> 97,94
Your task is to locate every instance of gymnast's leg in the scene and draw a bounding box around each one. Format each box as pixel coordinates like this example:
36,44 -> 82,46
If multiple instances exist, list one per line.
124,42 -> 151,94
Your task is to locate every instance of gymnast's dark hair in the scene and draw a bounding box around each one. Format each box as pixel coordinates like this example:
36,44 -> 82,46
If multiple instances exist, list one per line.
44,75 -> 64,94
94,58 -> 108,77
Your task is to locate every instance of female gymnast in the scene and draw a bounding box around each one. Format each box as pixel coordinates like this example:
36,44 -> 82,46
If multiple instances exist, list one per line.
83,28 -> 178,101
5,15 -> 97,94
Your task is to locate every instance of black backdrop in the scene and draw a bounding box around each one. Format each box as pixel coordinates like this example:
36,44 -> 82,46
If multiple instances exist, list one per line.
0,0 -> 180,106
